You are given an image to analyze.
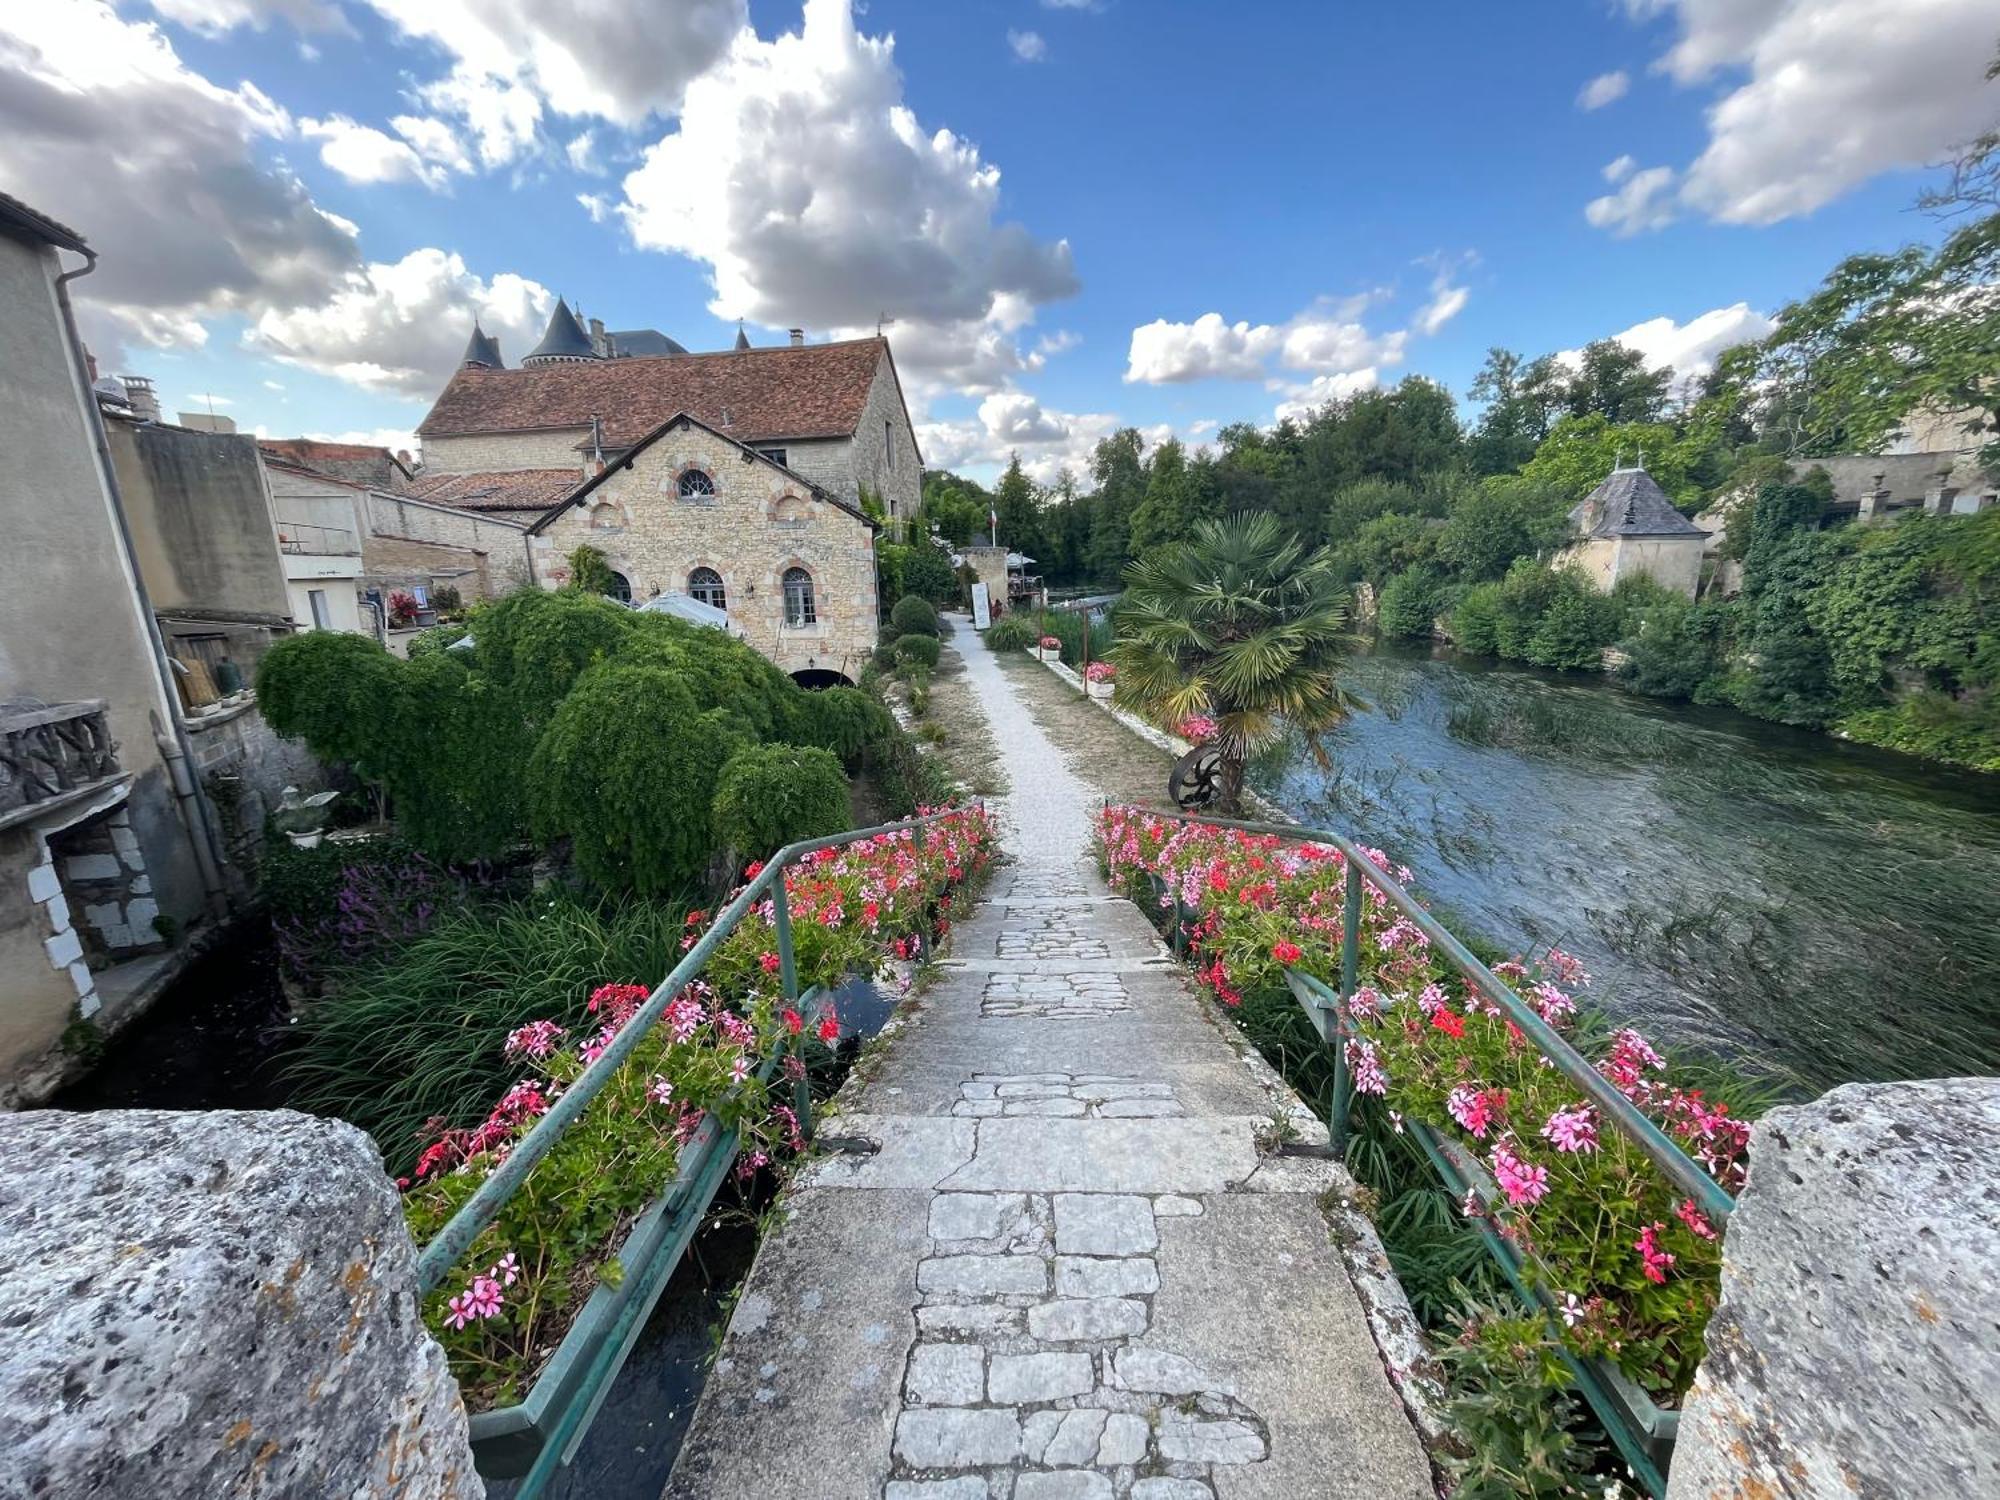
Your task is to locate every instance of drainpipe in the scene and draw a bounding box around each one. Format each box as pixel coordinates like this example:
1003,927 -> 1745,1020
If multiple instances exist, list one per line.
54,249 -> 230,917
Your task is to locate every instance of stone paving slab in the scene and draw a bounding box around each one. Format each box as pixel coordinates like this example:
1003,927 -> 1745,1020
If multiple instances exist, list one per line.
662,623 -> 1431,1500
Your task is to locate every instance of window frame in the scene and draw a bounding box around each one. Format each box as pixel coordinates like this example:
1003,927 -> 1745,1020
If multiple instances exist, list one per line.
688,566 -> 727,611
676,467 -> 716,499
781,566 -> 817,627
754,446 -> 789,469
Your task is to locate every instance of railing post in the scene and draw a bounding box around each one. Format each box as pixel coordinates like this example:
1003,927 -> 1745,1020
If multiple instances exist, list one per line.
771,874 -> 811,1136
1329,859 -> 1362,1158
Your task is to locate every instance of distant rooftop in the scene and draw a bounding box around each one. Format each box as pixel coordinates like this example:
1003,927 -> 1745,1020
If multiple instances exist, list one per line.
1569,465 -> 1706,540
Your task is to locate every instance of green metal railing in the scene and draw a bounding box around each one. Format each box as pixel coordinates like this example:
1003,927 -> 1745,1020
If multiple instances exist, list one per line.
415,805 -> 972,1493
1129,809 -> 1734,1495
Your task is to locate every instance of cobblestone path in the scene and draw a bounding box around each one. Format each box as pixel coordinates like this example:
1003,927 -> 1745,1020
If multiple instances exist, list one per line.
663,623 -> 1431,1500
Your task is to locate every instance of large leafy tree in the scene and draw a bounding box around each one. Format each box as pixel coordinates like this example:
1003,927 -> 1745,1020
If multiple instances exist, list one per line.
1111,513 -> 1362,813
1560,339 -> 1673,425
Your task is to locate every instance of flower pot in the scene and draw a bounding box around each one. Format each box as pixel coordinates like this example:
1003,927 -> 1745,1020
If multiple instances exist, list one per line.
1088,680 -> 1114,701
284,827 -> 326,850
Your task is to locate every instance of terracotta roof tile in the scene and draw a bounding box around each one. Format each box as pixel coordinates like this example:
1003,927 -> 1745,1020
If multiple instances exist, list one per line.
403,468 -> 582,513
415,337 -> 888,445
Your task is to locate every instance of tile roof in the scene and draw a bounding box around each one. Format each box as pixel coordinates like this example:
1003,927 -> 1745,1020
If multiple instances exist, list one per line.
1569,467 -> 1706,540
259,439 -> 412,490
416,336 -> 889,445
0,190 -> 88,253
402,467 -> 582,513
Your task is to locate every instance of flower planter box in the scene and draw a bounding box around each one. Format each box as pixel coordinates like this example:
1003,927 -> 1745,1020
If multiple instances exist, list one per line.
466,1112 -> 740,1479
1033,647 -> 1060,664
1086,679 -> 1114,701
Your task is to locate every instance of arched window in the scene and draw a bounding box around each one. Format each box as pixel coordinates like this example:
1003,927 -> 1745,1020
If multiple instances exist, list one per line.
782,566 -> 816,626
688,566 -> 726,610
677,468 -> 715,499
606,570 -> 633,604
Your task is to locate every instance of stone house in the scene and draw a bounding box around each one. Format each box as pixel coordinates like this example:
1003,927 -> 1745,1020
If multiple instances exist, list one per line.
261,459 -> 533,634
1558,463 -> 1708,599
526,412 -> 881,685
414,309 -> 923,530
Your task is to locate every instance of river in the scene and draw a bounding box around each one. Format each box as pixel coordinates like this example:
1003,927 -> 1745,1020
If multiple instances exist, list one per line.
1256,644 -> 2000,1094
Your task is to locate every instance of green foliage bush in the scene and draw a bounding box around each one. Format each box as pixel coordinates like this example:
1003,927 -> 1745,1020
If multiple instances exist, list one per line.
901,540 -> 959,604
894,632 -> 941,669
984,613 -> 1039,651
565,543 -> 619,597
257,632 -> 401,769
711,743 -> 853,858
528,665 -> 751,895
1450,582 -> 1505,656
1375,566 -> 1442,639
890,593 -> 940,638
789,685 -> 893,767
471,587 -> 634,725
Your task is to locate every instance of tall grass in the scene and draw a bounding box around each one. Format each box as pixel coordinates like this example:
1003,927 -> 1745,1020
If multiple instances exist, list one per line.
287,895 -> 691,1171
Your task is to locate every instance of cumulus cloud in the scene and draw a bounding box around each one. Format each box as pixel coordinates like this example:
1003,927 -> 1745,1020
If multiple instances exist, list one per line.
366,0 -> 745,131
1273,369 -> 1383,424
1574,302 -> 1777,386
302,114 -> 448,188
248,248 -> 552,397
565,128 -> 604,174
1585,164 -> 1680,235
1008,29 -> 1047,61
145,0 -> 349,34
0,1 -> 359,353
1602,154 -> 1638,183
920,396 -> 1177,485
1577,70 -> 1630,109
1125,286 -> 1432,388
618,0 -> 1077,396
1597,0 -> 2000,230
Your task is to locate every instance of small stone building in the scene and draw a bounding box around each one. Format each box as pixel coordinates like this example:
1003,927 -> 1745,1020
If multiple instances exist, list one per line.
527,413 -> 881,685
1559,463 -> 1708,598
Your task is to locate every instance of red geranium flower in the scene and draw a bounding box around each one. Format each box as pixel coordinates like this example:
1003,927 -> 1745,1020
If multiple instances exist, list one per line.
1271,939 -> 1302,965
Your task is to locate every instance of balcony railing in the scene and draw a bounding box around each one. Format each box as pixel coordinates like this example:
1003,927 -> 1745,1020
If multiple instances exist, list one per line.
275,520 -> 359,555
0,700 -> 120,828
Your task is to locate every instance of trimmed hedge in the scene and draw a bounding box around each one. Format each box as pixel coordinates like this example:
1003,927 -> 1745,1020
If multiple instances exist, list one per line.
895,633 -> 942,669
712,744 -> 853,858
890,594 -> 940,637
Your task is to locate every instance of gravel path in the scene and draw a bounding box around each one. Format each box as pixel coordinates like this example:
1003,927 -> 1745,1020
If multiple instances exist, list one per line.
663,620 -> 1431,1500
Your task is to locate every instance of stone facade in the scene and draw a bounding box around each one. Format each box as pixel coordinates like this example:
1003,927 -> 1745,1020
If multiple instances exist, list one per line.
420,428 -> 592,476
530,418 -> 881,681
1559,532 -> 1705,597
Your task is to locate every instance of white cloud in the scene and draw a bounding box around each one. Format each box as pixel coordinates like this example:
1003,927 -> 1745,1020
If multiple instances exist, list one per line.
367,0 -> 745,131
1599,0 -> 2000,230
1008,29 -> 1047,62
1575,302 -> 1778,387
1273,369 -> 1382,424
1035,329 -> 1081,357
1603,154 -> 1637,183
1585,164 -> 1680,235
248,247 -> 552,398
145,0 -> 348,34
302,114 -> 448,188
263,379 -> 286,390
1411,259 -> 1471,338
565,128 -> 604,174
1577,70 -> 1630,110
184,391 -> 233,407
416,65 -> 542,170
1126,291 -> 1418,386
619,0 -> 1077,398
0,0 -> 360,355
918,393 -> 1173,485
392,114 -> 473,175
576,192 -> 612,223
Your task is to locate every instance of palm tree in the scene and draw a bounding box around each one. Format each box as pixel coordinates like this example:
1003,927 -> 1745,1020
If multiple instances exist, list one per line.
1112,513 -> 1362,814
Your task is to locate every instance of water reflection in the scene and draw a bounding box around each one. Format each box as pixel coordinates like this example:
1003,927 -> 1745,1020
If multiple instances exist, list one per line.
1259,645 -> 2000,1092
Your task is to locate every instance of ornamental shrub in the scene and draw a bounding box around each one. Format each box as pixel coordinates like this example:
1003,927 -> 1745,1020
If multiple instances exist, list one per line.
890,594 -> 940,637
894,632 -> 941,669
257,631 -> 401,769
1376,566 -> 1442,640
788,685 -> 893,767
712,744 -> 853,859
470,587 -> 634,725
619,612 -> 800,742
528,664 -> 751,896
984,613 -> 1038,651
1450,582 -> 1504,657
1523,584 -> 1614,670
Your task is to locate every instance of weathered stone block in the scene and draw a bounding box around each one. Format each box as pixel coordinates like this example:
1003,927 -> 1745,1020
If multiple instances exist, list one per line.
917,1254 -> 1049,1298
1026,1297 -> 1149,1341
894,1408 -> 1021,1468
1053,1194 -> 1157,1255
1667,1079 -> 2000,1500
906,1342 -> 985,1406
0,1109 -> 478,1500
987,1350 -> 1094,1403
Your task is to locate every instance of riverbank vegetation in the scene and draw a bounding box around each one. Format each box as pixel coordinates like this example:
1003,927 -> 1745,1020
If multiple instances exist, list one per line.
917,120 -> 2000,772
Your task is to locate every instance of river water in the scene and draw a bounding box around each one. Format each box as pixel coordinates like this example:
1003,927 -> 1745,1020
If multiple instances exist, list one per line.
1256,644 -> 2000,1093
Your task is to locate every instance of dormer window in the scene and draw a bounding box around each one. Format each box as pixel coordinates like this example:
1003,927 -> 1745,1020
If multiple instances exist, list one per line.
677,468 -> 715,499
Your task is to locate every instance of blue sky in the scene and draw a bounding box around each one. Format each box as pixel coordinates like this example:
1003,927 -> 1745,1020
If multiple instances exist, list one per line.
4,1 -> 1994,480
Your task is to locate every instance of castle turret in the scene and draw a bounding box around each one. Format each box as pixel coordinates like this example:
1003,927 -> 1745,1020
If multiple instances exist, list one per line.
460,319 -> 503,369
521,299 -> 598,366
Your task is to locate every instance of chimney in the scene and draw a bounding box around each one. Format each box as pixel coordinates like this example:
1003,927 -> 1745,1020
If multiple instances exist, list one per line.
788,328 -> 804,346
84,345 -> 100,383
119,375 -> 160,423
589,317 -> 608,358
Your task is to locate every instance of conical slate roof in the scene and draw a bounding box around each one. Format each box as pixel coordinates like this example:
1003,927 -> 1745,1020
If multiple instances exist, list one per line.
523,300 -> 597,364
460,320 -> 503,369
733,324 -> 752,351
1569,466 -> 1705,539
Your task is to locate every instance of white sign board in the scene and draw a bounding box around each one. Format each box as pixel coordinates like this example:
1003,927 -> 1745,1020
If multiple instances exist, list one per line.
970,582 -> 992,630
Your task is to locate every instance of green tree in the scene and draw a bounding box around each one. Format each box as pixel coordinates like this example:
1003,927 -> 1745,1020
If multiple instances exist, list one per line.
711,744 -> 852,860
992,453 -> 1044,558
1112,513 -> 1362,812
565,543 -> 620,597
1085,429 -> 1147,580
901,539 -> 958,604
1436,482 -> 1535,580
1376,567 -> 1444,640
1129,438 -> 1207,555
1468,348 -> 1564,474
1520,414 -> 1701,506
1344,512 -> 1440,585
918,470 -> 990,546
1559,339 -> 1673,425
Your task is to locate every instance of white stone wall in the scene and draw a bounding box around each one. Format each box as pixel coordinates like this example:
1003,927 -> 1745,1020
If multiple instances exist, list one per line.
366,492 -> 529,556
533,422 -> 880,680
1558,535 -> 1703,599
848,357 -> 923,524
